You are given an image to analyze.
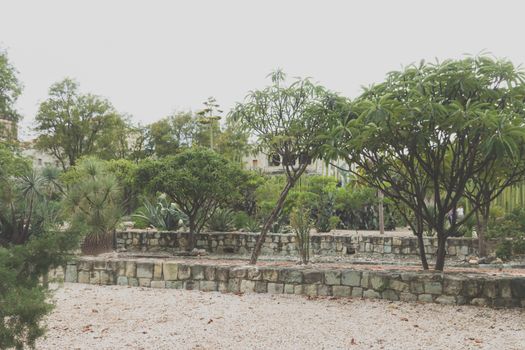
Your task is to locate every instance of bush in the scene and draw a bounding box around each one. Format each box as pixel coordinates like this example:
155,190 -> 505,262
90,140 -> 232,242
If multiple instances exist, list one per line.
290,204 -> 311,264
133,194 -> 186,231
232,211 -> 250,230
207,208 -> 235,232
496,240 -> 513,261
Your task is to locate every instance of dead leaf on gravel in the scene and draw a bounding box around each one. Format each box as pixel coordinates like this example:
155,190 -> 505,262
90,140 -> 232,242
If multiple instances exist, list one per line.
400,317 -> 409,322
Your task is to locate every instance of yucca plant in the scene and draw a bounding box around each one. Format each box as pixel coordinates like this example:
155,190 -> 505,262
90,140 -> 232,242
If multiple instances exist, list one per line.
207,208 -> 235,232
133,194 -> 187,230
63,158 -> 122,255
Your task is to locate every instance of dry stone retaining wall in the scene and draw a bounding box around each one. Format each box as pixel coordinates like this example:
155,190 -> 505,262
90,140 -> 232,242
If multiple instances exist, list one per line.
116,230 -> 478,259
66,257 -> 525,308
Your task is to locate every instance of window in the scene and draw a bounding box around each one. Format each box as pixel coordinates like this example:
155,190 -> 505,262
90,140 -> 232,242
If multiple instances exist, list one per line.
37,158 -> 42,166
252,159 -> 258,168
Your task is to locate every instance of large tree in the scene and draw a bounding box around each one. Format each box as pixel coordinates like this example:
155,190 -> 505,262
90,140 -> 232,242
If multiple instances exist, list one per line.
0,49 -> 22,141
139,148 -> 247,251
35,78 -> 128,169
329,57 -> 525,270
231,70 -> 340,264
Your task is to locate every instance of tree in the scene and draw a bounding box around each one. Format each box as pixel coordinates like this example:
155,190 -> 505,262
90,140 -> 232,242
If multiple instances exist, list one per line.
0,49 -> 22,123
231,70 -> 340,264
329,57 -> 525,270
140,148 -> 246,250
196,97 -> 223,150
62,158 -> 122,255
35,78 -> 128,169
146,111 -> 198,157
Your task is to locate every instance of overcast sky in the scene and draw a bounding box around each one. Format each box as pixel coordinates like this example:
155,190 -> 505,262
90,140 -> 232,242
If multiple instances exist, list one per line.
2,0 -> 524,139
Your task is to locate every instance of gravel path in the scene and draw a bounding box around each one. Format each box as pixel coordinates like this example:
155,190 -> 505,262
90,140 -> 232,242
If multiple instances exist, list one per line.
37,283 -> 524,350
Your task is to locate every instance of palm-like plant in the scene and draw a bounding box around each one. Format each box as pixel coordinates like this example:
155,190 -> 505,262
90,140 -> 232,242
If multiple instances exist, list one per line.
64,158 -> 122,255
133,194 -> 187,231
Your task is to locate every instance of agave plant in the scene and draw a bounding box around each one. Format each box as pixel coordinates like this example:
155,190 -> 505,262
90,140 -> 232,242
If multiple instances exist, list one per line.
206,208 -> 235,232
133,194 -> 187,231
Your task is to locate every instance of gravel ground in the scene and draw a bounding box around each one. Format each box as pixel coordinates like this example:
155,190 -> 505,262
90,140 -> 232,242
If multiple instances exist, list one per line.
37,283 -> 524,350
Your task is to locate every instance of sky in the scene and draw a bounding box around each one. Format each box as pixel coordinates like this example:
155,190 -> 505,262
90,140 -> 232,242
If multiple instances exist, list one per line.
1,0 -> 524,139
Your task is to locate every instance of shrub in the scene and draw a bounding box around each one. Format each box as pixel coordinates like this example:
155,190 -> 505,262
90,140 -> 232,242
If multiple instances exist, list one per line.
133,194 -> 186,231
496,240 -> 513,261
207,208 -> 235,232
290,204 -> 312,264
232,211 -> 250,230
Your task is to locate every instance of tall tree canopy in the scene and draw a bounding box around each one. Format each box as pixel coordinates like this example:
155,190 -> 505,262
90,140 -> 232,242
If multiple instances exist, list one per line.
0,49 -> 22,123
329,56 -> 525,270
231,70 -> 341,264
35,78 -> 131,169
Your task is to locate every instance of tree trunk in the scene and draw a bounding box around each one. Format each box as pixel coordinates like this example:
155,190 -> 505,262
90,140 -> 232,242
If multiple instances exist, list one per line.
249,179 -> 295,265
415,232 -> 429,270
378,190 -> 384,234
434,232 -> 447,271
476,206 -> 489,258
188,218 -> 196,251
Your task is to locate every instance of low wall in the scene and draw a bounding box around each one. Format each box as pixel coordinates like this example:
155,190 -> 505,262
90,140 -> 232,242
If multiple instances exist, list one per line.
66,257 -> 525,308
116,230 -> 479,260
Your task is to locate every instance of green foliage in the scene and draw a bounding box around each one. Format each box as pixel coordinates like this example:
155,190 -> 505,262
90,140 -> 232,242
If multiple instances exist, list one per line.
290,202 -> 312,264
207,208 -> 235,232
495,240 -> 513,261
488,207 -> 525,258
63,158 -> 122,254
0,230 -> 79,350
133,194 -> 187,231
0,48 -> 22,123
106,159 -> 139,214
35,78 -> 132,168
140,148 -> 247,249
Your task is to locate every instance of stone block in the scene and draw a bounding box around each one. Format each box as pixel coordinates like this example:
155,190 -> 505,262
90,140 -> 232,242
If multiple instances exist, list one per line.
418,294 -> 433,303
204,266 -> 216,281
139,278 -> 151,287
435,295 -> 456,305
78,271 -> 90,284
166,281 -> 183,289
89,271 -> 100,284
268,283 -> 284,294
153,261 -> 163,280
284,284 -> 295,294
351,287 -> 363,298
78,260 -> 92,271
463,280 -> 481,297
93,260 -> 107,270
382,289 -> 399,301
303,284 -> 318,296
254,281 -> 267,293
294,285 -> 304,295
471,298 -> 487,306
370,276 -> 388,291
483,281 -> 498,299
125,262 -> 136,277
65,264 -> 78,283
200,281 -> 218,292
303,271 -> 323,284
151,280 -> 166,289
363,290 -> 381,299
128,277 -> 138,287
318,285 -> 332,296
240,280 -> 255,293
400,292 -> 417,302
332,286 -> 351,297
100,270 -> 112,285
163,263 -> 179,281
279,269 -> 303,284
324,271 -> 341,285
424,281 -> 442,295
191,265 -> 205,280
247,267 -> 262,280
218,282 -> 229,293
184,280 -> 199,290
443,276 -> 463,295
262,269 -> 280,282
510,278 -> 525,298
230,267 -> 247,279
137,262 -> 153,279
500,280 -> 512,298
341,271 -> 361,287
228,279 -> 241,293
389,280 -> 409,292
361,272 -> 370,288
216,267 -> 229,281
410,281 -> 424,294
178,265 -> 191,280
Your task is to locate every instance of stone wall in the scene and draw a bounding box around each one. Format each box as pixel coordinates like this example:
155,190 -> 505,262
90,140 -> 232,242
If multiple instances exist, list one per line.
66,257 -> 525,308
116,230 -> 479,260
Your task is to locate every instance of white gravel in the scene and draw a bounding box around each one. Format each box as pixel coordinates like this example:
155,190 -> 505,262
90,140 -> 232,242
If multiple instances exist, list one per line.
37,283 -> 524,350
